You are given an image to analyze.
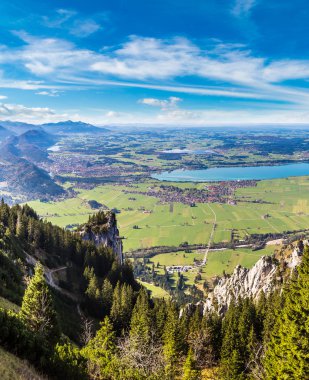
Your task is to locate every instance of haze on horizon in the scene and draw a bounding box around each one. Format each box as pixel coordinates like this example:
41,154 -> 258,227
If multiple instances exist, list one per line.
0,0 -> 309,126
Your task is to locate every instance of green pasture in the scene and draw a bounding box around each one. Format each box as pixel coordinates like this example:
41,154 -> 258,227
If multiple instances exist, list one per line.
146,246 -> 275,288
26,176 -> 309,253
138,280 -> 170,299
203,246 -> 275,279
148,250 -> 204,268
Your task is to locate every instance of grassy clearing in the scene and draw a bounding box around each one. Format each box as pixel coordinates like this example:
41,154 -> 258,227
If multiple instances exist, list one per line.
203,246 -> 275,279
149,250 -> 204,268
0,347 -> 45,380
138,280 -> 170,299
145,246 -> 275,289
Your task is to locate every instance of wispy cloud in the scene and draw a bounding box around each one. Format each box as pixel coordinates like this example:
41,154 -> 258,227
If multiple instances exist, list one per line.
42,9 -> 101,38
69,19 -> 101,38
0,101 -> 78,123
42,9 -> 77,28
1,32 -> 309,109
232,0 -> 258,17
36,90 -> 61,97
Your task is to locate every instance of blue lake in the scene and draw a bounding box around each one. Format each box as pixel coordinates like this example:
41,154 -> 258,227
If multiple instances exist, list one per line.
152,163 -> 309,182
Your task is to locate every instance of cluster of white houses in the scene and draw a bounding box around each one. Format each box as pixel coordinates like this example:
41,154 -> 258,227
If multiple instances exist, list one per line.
166,265 -> 194,274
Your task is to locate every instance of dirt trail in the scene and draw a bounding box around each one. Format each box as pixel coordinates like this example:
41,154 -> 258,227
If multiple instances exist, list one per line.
199,204 -> 217,267
25,253 -> 79,302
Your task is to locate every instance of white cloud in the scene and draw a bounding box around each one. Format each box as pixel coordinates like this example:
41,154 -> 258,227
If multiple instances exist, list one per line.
8,31 -> 95,76
0,101 -> 79,123
0,95 -> 7,99
154,107 -> 309,125
91,36 -> 199,80
1,32 -> 309,108
105,110 -> 123,118
1,100 -> 309,126
97,105 -> 309,126
139,96 -> 181,110
36,90 -> 61,97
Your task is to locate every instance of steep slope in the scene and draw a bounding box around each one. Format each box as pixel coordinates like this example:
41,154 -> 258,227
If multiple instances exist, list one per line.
5,160 -> 64,198
17,129 -> 56,149
0,130 -> 63,199
0,347 -> 46,380
0,202 -> 131,325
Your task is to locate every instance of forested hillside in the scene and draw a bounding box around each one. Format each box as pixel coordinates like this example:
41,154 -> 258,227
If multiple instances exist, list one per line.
0,200 -> 308,379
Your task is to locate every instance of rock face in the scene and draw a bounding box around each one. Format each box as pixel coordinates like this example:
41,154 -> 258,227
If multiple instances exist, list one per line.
204,242 -> 306,315
204,256 -> 278,314
81,211 -> 123,264
288,245 -> 303,269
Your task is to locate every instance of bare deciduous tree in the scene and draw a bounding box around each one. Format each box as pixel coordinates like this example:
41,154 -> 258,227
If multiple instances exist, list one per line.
117,330 -> 166,378
80,315 -> 94,345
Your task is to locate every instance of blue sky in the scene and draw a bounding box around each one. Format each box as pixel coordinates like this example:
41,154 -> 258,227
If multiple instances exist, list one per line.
0,0 -> 309,125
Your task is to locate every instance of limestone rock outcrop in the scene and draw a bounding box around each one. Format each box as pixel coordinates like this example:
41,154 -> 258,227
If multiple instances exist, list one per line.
80,211 -> 123,263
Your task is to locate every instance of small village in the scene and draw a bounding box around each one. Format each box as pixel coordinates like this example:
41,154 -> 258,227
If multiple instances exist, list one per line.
124,180 -> 258,205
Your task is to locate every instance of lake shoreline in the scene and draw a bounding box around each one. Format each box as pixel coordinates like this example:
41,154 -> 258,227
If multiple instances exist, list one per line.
152,162 -> 309,182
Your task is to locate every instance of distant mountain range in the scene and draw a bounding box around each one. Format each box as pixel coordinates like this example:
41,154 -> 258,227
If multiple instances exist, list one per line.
0,120 -> 109,201
0,129 -> 64,200
42,120 -> 109,134
0,120 -> 109,136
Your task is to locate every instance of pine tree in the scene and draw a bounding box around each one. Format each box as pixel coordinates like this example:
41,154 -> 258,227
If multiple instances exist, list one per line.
16,212 -> 27,239
261,289 -> 282,344
120,283 -> 133,328
263,246 -> 309,379
110,282 -> 134,332
163,302 -> 183,379
220,299 -> 245,380
152,298 -> 168,341
81,316 -> 116,379
110,282 -> 122,331
102,278 -> 113,314
182,348 -> 200,380
130,288 -> 152,346
85,268 -> 100,300
20,263 -> 59,343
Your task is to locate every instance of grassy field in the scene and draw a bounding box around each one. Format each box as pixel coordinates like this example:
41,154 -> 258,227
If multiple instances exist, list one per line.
27,176 -> 309,253
203,246 -> 275,278
148,250 -> 204,267
137,280 -> 170,298
0,347 -> 45,380
146,246 -> 275,287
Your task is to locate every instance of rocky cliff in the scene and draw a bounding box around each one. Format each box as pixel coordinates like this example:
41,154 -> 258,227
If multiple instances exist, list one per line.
80,211 -> 123,263
202,242 -> 305,315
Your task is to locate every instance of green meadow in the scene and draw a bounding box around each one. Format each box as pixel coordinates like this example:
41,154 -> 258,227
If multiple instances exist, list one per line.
24,176 -> 309,294
137,280 -> 170,298
146,246 -> 275,287
27,176 -> 309,253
